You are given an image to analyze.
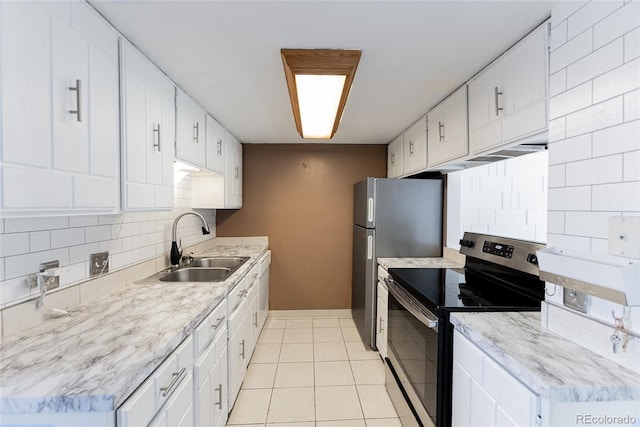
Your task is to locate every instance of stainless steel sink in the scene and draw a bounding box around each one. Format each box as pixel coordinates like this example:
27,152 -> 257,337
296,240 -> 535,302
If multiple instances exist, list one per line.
159,267 -> 231,282
189,256 -> 249,269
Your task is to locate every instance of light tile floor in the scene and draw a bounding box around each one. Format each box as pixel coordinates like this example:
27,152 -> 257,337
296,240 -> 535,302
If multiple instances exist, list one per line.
226,310 -> 402,427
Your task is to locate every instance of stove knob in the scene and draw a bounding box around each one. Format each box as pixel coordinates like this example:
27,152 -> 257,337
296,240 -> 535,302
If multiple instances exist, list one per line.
459,239 -> 474,248
527,253 -> 538,265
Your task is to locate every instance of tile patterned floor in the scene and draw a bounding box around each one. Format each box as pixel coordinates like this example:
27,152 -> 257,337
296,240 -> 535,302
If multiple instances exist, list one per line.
226,310 -> 402,427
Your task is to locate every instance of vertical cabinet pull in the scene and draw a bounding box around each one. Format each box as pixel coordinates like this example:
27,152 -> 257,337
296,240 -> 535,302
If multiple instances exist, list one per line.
193,122 -> 200,143
253,312 -> 258,327
235,166 -> 239,178
153,124 -> 161,151
68,79 -> 82,122
160,367 -> 186,397
409,140 -> 414,155
214,384 -> 223,409
380,317 -> 384,333
390,153 -> 395,165
438,121 -> 444,142
240,339 -> 245,359
217,139 -> 223,156
494,86 -> 503,116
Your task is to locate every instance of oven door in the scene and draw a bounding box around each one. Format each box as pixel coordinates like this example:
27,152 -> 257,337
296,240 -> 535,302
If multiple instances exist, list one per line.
386,277 -> 439,427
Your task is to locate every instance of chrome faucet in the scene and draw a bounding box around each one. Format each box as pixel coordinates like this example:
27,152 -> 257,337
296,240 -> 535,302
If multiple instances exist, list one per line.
170,211 -> 211,266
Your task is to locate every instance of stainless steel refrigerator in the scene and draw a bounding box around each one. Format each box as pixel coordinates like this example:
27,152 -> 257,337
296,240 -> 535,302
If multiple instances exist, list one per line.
352,177 -> 443,348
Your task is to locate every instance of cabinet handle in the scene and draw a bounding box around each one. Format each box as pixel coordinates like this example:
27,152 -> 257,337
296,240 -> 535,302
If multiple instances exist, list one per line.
390,153 -> 395,165
438,121 -> 444,142
240,339 -> 245,359
253,312 -> 258,327
494,86 -> 503,116
380,317 -> 384,333
211,316 -> 225,331
235,166 -> 239,178
217,139 -> 223,156
153,124 -> 161,151
409,140 -> 414,155
160,367 -> 186,397
69,79 -> 82,122
215,384 -> 223,409
193,122 -> 200,143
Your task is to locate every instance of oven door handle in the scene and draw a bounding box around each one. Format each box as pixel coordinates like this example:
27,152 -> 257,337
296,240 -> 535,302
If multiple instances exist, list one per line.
386,277 -> 439,331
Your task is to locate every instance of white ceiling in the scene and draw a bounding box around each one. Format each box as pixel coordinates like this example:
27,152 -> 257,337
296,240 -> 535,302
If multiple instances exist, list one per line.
90,1 -> 557,145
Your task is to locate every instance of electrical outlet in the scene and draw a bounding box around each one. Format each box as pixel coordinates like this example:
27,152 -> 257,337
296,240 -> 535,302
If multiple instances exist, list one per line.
90,252 -> 109,276
609,216 -> 640,258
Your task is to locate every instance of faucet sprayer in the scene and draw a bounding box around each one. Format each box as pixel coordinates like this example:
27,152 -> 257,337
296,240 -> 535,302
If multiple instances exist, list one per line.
170,211 -> 211,266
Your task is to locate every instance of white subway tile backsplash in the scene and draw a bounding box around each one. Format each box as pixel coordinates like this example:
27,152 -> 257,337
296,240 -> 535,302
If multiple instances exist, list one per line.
131,234 -> 149,249
623,150 -> 640,180
487,225 -> 536,241
140,221 -> 156,235
548,164 -> 566,188
120,237 -> 133,252
547,233 -> 591,251
495,209 -> 527,226
550,81 -> 593,119
512,176 -> 544,193
551,20 -> 568,51
479,176 -> 512,193
462,193 -> 503,210
5,248 -> 69,280
548,186 -> 591,211
565,211 -> 614,238
4,216 -> 69,233
566,96 -> 624,137
0,220 -> 4,234
547,211 -> 566,234
624,89 -> 640,121
519,192 -> 548,209
550,69 -> 567,97
566,38 -> 624,88
552,1 -> 589,29
113,222 -> 142,239
59,262 -> 88,287
99,215 -> 123,225
111,249 -> 141,270
592,181 -> 640,211
85,225 -> 112,243
460,209 -> 479,226
592,58 -> 640,103
565,155 -> 623,186
549,117 -> 567,142
592,119 -> 640,156
140,245 -> 157,260
0,259 -> 4,281
478,210 -> 496,225
0,233 -> 30,257
548,134 -> 592,165
567,0 -> 623,40
51,228 -> 85,249
625,27 -> 640,61
590,237 -> 609,254
550,29 -> 593,74
593,0 -> 640,49
0,276 -> 31,307
100,238 -> 122,254
29,231 -> 51,253
69,243 -> 100,264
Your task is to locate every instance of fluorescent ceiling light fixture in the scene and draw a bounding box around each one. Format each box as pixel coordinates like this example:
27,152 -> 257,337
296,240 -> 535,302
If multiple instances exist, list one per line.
281,49 -> 361,139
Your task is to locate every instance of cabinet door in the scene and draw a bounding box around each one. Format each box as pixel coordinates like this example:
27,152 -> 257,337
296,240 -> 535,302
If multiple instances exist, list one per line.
227,304 -> 248,409
224,131 -> 243,208
428,86 -> 468,167
176,89 -> 206,167
258,263 -> 270,329
376,280 -> 388,358
206,114 -> 226,174
451,359 -> 472,427
387,135 -> 403,178
149,374 -> 194,427
402,116 -> 427,175
468,60 -> 504,155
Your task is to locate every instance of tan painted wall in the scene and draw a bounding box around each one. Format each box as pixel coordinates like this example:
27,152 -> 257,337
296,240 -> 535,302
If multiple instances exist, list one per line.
216,144 -> 387,310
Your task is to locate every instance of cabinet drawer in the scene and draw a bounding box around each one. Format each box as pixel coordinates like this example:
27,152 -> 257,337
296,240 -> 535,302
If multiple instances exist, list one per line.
227,276 -> 248,315
194,300 -> 227,357
117,335 -> 193,427
228,297 -> 248,337
259,251 -> 271,276
246,263 -> 260,293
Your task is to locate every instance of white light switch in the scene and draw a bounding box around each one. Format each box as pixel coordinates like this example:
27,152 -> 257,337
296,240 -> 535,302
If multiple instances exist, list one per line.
609,216 -> 640,259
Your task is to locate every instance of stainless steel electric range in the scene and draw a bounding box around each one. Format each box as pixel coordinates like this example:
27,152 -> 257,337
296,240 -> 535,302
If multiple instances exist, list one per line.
384,232 -> 546,427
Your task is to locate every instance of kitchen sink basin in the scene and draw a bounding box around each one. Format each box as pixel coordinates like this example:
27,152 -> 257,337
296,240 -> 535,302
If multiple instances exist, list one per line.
159,267 -> 231,282
189,256 -> 249,269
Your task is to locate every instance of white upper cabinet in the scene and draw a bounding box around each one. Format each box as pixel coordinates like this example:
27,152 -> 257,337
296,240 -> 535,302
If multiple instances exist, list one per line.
387,135 -> 404,178
176,88 -> 206,168
468,22 -> 548,155
121,40 -> 175,211
427,85 -> 469,167
205,114 -> 226,174
0,1 -> 120,216
402,115 -> 428,175
225,132 -> 243,209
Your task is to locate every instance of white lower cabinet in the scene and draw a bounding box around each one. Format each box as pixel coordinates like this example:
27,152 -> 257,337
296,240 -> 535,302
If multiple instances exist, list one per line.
258,251 -> 271,330
376,279 -> 388,358
194,319 -> 228,427
228,298 -> 250,408
148,374 -> 194,427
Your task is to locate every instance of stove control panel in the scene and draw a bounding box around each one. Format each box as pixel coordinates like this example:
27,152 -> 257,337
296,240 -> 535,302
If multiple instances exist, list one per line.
482,240 -> 514,259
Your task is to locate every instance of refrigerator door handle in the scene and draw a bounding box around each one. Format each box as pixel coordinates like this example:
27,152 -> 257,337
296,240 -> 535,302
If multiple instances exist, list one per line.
367,236 -> 373,260
367,198 -> 374,223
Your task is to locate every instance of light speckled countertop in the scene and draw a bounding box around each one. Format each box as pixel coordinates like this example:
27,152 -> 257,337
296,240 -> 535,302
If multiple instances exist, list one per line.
0,244 -> 268,415
450,312 -> 640,402
378,257 -> 463,270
